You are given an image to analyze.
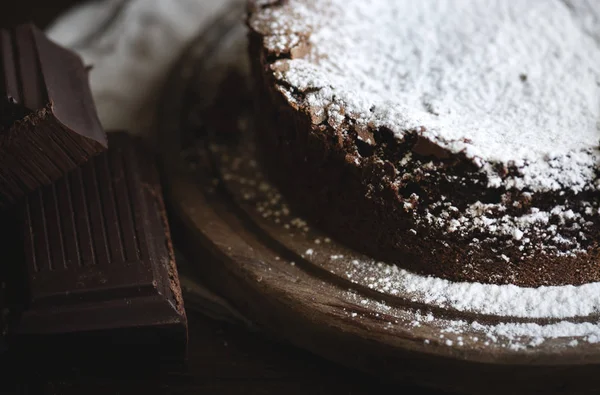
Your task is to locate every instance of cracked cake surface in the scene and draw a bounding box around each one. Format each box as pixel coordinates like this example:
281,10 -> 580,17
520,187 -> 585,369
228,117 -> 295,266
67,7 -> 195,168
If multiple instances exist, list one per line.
247,0 -> 600,287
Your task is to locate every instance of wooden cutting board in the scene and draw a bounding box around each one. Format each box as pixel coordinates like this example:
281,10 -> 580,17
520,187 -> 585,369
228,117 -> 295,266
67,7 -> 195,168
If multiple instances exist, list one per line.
157,6 -> 600,395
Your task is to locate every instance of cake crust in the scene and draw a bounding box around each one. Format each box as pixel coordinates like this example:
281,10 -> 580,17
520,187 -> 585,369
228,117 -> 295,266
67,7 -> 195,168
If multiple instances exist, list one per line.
247,0 -> 600,287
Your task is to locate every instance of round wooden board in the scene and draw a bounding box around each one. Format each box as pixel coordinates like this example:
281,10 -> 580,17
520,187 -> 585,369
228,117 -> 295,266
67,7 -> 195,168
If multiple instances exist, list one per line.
158,6 -> 600,394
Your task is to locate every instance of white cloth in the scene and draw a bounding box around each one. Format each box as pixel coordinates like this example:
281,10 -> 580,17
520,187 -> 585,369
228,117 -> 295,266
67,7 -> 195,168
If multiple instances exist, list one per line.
48,0 -> 234,142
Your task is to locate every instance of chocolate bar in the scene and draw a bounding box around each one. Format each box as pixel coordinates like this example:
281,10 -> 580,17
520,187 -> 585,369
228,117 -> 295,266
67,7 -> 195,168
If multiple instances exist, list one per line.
7,133 -> 187,362
0,24 -> 107,209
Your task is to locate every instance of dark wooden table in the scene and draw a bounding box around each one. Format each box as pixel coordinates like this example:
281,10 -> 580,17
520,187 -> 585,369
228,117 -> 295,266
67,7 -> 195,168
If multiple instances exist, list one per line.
8,314 -> 440,395
0,3 -> 448,394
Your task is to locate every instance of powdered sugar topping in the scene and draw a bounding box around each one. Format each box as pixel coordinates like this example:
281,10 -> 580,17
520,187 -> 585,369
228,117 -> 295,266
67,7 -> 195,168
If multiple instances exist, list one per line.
345,259 -> 600,319
250,0 -> 600,192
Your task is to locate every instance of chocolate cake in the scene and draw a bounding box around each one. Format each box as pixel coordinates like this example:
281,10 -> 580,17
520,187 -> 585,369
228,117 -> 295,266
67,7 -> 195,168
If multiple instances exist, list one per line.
246,0 -> 600,287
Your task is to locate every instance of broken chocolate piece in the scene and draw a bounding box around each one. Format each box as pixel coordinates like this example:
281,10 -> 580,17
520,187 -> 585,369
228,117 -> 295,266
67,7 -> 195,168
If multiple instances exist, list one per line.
8,133 -> 186,362
0,24 -> 107,209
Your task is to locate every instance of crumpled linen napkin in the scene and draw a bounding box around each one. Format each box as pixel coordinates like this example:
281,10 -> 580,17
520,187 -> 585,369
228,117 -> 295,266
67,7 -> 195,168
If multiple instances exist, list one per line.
48,0 -> 235,141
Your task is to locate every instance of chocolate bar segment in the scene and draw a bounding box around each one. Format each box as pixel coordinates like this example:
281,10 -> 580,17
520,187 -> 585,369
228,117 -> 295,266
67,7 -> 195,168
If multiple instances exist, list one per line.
10,133 -> 186,360
0,24 -> 107,209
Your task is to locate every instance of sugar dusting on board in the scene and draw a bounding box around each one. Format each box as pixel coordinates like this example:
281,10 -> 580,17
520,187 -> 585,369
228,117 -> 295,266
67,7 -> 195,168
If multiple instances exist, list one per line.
210,138 -> 600,351
249,0 -> 600,193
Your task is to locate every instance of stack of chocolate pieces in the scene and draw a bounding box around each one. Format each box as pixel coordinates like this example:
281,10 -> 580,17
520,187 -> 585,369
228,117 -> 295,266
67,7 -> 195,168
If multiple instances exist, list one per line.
0,24 -> 187,367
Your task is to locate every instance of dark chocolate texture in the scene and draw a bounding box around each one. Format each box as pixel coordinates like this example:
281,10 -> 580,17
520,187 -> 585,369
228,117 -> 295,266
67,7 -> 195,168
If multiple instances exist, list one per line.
8,132 -> 187,361
0,24 -> 107,209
